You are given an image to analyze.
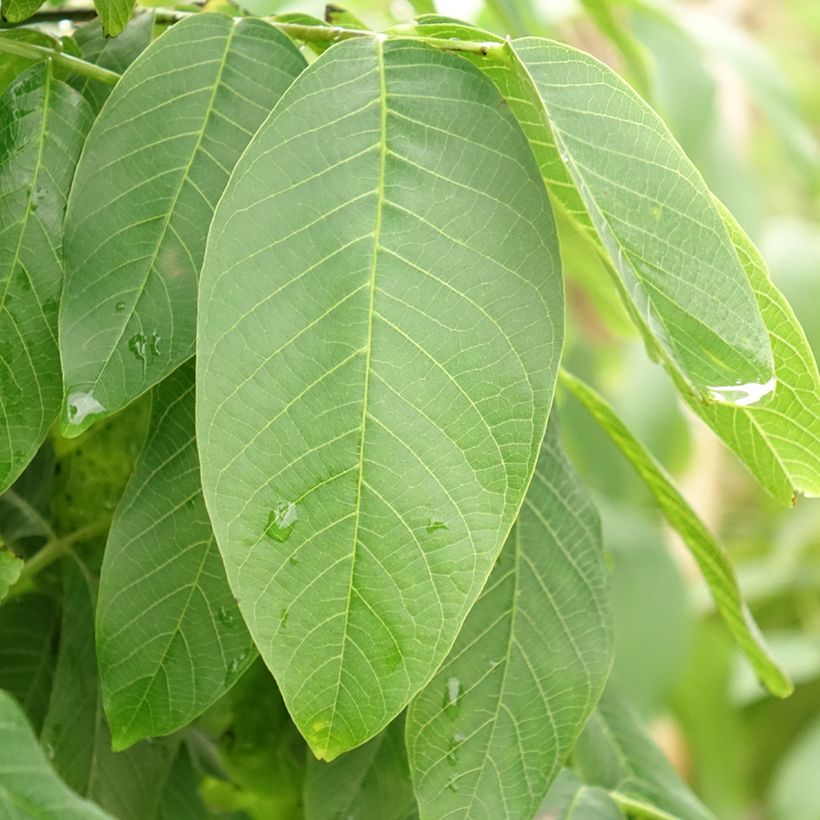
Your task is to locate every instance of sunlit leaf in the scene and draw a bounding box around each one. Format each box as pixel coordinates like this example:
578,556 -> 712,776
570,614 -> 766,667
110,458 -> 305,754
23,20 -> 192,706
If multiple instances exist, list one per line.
0,0 -> 42,24
197,37 -> 563,759
93,0 -> 136,37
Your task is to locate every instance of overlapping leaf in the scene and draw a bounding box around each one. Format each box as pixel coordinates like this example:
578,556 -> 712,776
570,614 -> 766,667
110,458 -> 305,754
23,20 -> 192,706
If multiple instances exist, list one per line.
60,14 -> 306,437
93,0 -> 136,37
559,369 -> 792,697
0,0 -> 42,24
541,770 -> 621,820
405,420 -> 612,819
0,62 -> 92,492
98,360 -> 253,750
197,37 -> 563,759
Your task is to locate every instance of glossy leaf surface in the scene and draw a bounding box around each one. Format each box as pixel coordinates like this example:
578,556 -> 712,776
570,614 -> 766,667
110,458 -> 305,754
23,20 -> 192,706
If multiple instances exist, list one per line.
198,37 -> 563,759
60,14 -> 306,436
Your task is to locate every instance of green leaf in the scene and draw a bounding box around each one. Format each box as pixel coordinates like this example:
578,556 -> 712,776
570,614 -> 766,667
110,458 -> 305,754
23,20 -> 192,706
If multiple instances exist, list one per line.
0,543 -> 23,602
69,11 -> 155,114
0,592 -> 58,731
0,689 -> 114,819
98,360 -> 254,750
304,716 -> 417,820
60,14 -> 306,437
197,37 -> 563,760
541,770 -> 622,820
158,744 -> 211,820
93,0 -> 136,37
0,0 -> 42,24
324,4 -> 368,29
0,442 -> 55,547
0,30 -> 60,94
559,368 -> 792,698
679,204 -> 820,503
0,62 -> 93,492
405,420 -> 613,818
768,715 -> 820,820
41,560 -> 180,818
574,689 -> 714,820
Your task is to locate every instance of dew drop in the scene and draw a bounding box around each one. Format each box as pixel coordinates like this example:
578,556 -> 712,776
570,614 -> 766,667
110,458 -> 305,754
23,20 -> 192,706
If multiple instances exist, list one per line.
266,501 -> 298,543
707,376 -> 776,407
129,332 -> 147,362
149,331 -> 161,357
447,731 -> 465,767
218,606 -> 234,626
115,301 -> 126,313
45,743 -> 55,760
426,519 -> 448,534
279,608 -> 289,628
447,779 -> 460,793
64,391 -> 105,433
442,676 -> 461,719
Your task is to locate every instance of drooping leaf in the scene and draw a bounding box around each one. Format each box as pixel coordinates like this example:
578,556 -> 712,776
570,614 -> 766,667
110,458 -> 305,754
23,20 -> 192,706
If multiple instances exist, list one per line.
405,420 -> 612,818
0,689 -> 114,819
0,592 -> 58,731
69,11 -> 155,114
41,560 -> 179,819
559,368 -> 792,698
679,204 -> 820,503
98,360 -> 253,750
574,689 -> 714,820
60,14 -> 307,437
304,716 -> 417,820
197,36 -> 563,760
0,61 -> 93,492
92,0 -> 136,37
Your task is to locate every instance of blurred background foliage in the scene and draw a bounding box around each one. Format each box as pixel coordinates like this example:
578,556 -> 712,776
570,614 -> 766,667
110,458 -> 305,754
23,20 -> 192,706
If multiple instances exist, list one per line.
2,0 -> 817,817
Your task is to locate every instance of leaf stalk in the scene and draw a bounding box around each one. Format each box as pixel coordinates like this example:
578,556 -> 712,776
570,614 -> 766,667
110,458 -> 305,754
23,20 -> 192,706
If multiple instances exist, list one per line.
0,36 -> 120,84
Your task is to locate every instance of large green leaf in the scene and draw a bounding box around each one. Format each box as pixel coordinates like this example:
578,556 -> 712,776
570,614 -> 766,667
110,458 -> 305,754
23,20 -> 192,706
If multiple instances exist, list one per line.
0,0 -> 42,24
304,716 -> 417,820
197,37 -> 563,759
681,205 -> 820,503
405,420 -> 612,818
0,689 -> 113,819
41,560 -> 179,819
60,14 -> 306,437
93,0 -> 136,37
0,62 -> 92,491
98,360 -> 253,750
559,369 -> 792,698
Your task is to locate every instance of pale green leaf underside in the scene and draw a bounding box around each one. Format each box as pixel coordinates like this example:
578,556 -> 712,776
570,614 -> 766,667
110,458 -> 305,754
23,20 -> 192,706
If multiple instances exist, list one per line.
682,205 -> 820,503
197,37 -> 563,759
575,689 -> 714,820
406,420 -> 612,819
560,369 -> 792,698
60,14 -> 306,437
92,0 -> 136,37
304,716 -> 417,820
0,62 -> 91,492
97,360 -> 253,750
0,689 -> 114,819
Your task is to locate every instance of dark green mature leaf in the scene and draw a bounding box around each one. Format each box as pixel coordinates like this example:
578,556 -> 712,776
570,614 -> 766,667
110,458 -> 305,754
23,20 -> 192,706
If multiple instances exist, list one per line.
0,441 -> 55,547
681,205 -> 820,503
70,11 -> 155,114
304,716 -> 417,820
60,14 -> 306,437
405,420 -> 612,818
98,360 -> 253,750
0,689 -> 113,819
0,0 -> 42,23
197,37 -> 563,759
41,560 -> 179,819
0,62 -> 92,492
574,689 -> 714,820
0,592 -> 58,731
559,369 -> 792,698
158,744 -> 211,820
93,0 -> 136,37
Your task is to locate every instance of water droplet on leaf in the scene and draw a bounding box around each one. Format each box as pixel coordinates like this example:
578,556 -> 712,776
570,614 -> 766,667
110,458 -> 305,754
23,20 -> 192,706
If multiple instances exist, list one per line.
218,606 -> 234,626
266,501 -> 298,543
707,376 -> 776,407
64,391 -> 105,435
426,519 -> 448,534
279,608 -> 289,628
115,301 -> 126,313
442,676 -> 461,719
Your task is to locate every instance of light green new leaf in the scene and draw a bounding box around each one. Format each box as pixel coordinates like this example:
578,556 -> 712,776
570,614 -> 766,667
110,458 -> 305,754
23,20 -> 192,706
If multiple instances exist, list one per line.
559,369 -> 792,698
304,716 -> 417,820
0,689 -> 114,819
197,37 -> 563,759
93,0 -> 136,37
0,62 -> 92,492
0,0 -> 42,24
0,544 -> 22,602
60,14 -> 306,437
98,360 -> 254,751
681,205 -> 820,503
574,689 -> 714,820
41,560 -> 179,819
405,421 -> 612,819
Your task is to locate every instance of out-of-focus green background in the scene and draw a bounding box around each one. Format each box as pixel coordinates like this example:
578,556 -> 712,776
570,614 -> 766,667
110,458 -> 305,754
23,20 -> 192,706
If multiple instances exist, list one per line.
220,0 -> 819,817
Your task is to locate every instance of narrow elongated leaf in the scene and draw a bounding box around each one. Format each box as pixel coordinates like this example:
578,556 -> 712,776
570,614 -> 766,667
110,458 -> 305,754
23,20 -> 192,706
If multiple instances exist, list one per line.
41,560 -> 179,819
507,37 -> 774,402
0,689 -> 113,819
559,369 -> 792,697
197,38 -> 563,759
60,14 -> 306,437
405,420 -> 612,819
0,62 -> 92,491
98,360 -> 253,750
681,205 -> 820,502
0,0 -> 42,24
304,717 -> 417,820
574,689 -> 714,820
93,0 -> 136,37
